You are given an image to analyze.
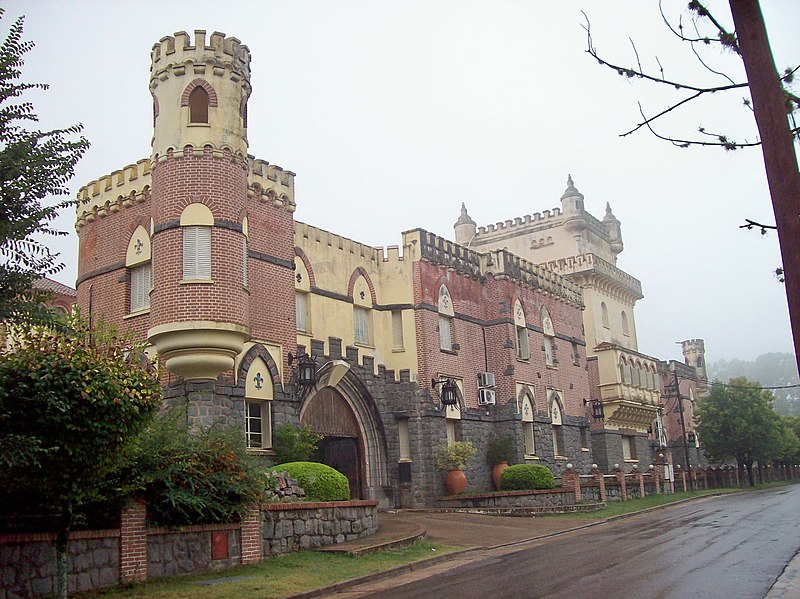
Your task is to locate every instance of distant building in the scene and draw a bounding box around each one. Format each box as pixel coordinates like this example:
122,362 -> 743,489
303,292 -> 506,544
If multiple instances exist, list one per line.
74,30 -> 594,508
454,178 -> 660,470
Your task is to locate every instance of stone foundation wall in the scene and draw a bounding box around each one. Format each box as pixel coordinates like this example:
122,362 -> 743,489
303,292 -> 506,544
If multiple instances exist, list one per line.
434,488 -> 574,510
261,501 -> 378,557
147,526 -> 241,578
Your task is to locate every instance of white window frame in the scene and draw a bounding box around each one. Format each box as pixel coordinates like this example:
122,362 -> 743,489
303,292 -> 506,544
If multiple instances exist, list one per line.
245,400 -> 272,449
439,314 -> 453,351
130,263 -> 151,313
392,310 -> 404,350
516,324 -> 530,360
296,291 -> 309,333
354,305 -> 370,345
183,225 -> 211,280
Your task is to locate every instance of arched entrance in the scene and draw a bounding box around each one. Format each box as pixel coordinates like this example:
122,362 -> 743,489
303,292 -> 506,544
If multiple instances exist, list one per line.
301,387 -> 363,499
299,365 -> 392,507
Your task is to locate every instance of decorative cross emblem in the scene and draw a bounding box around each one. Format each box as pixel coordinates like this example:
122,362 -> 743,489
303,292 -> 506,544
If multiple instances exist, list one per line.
254,372 -> 264,390
135,239 -> 143,254
296,273 -> 303,284
359,290 -> 365,300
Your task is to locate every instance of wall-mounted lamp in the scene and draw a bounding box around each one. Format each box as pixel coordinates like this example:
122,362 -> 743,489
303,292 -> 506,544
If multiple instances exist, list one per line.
583,398 -> 605,420
431,377 -> 459,407
288,352 -> 317,399
687,430 -> 696,444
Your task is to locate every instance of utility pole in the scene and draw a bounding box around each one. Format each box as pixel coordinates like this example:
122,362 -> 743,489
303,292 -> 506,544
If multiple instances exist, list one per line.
673,367 -> 693,487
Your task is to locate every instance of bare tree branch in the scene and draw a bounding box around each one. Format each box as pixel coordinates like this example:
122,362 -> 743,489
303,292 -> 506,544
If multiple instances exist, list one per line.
740,218 -> 777,234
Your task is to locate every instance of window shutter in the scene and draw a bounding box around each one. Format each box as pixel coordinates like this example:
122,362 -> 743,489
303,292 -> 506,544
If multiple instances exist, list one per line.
130,263 -> 151,312
183,226 -> 211,280
242,237 -> 248,287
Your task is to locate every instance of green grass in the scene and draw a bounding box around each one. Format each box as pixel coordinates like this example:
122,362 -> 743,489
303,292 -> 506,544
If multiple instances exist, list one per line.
549,488 -> 740,520
75,540 -> 456,599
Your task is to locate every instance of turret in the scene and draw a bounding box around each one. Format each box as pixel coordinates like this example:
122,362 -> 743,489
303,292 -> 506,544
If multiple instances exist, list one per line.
454,203 -> 477,246
603,202 -> 624,257
147,31 -> 253,380
680,339 -> 707,383
561,174 -> 587,234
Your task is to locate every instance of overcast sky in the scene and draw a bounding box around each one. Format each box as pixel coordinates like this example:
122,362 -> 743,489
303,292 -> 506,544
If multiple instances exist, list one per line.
4,0 -> 798,364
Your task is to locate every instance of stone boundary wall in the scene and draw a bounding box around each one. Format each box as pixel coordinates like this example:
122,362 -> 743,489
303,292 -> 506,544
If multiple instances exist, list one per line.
434,488 -> 574,510
0,500 -> 378,597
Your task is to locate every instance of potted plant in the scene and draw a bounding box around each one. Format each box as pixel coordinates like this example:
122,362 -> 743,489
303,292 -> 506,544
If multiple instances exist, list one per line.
486,433 -> 515,490
435,441 -> 476,495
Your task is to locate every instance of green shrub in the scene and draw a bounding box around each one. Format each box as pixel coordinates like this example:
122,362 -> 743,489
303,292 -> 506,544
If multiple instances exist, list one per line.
272,462 -> 350,501
499,464 -> 555,491
133,411 -> 267,527
272,423 -> 323,463
435,441 -> 477,471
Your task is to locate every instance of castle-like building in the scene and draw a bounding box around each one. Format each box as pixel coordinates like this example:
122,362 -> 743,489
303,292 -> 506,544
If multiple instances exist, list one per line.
74,31 -> 706,507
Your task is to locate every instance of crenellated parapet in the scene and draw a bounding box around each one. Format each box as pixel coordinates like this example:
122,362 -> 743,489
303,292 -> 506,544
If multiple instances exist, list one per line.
410,229 -> 583,307
478,207 -> 563,236
295,222 -> 382,263
150,30 -> 250,89
543,253 -> 642,303
75,159 -> 151,231
248,158 -> 296,213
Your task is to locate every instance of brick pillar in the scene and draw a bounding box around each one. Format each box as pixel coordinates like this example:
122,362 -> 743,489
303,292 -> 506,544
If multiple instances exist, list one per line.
240,505 -> 262,565
650,464 -> 661,494
677,467 -> 687,492
561,465 -> 581,504
120,500 -> 147,583
632,467 -> 645,498
591,465 -> 606,502
613,466 -> 627,501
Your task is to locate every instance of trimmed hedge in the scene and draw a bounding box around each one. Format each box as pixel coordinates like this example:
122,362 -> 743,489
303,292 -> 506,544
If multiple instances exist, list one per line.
499,464 -> 556,491
272,462 -> 350,501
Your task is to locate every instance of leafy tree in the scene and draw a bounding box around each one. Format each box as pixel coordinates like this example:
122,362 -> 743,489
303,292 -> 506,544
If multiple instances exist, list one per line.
0,317 -> 160,598
708,353 -> 800,415
129,410 -> 267,527
0,9 -> 89,326
273,422 -> 323,463
695,377 -> 782,485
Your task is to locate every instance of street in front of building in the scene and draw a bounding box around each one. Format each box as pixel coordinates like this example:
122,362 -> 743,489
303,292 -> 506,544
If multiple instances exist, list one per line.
323,486 -> 800,598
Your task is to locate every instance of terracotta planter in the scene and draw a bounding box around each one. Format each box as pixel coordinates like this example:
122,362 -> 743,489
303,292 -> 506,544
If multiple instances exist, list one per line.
492,461 -> 510,490
445,469 -> 467,495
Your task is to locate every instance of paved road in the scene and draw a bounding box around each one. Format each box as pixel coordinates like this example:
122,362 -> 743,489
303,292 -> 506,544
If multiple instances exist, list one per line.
327,486 -> 800,599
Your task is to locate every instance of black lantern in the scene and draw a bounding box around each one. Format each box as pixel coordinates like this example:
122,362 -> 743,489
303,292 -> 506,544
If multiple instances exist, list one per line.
431,377 -> 459,407
583,398 -> 605,420
687,431 -> 696,444
288,352 -> 317,388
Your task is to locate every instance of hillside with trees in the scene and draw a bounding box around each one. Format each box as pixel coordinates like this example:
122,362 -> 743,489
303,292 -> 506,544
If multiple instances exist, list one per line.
708,352 -> 799,415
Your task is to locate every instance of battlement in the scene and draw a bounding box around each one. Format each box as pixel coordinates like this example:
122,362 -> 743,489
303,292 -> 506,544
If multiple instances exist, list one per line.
248,157 -> 296,212
151,30 -> 251,82
413,229 -> 583,307
75,158 -> 152,230
542,253 -> 643,301
295,222 -> 382,263
478,207 -> 563,235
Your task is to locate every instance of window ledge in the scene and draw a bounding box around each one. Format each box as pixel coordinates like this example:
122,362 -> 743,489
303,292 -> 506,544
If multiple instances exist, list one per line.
124,308 -> 150,320
581,448 -> 590,452
392,347 -> 405,353
624,459 -> 639,463
440,348 -> 458,356
516,357 -> 530,363
246,448 -> 275,455
355,342 -> 375,349
524,454 -> 539,461
187,122 -> 211,128
297,330 -> 312,338
554,456 -> 568,461
180,279 -> 214,284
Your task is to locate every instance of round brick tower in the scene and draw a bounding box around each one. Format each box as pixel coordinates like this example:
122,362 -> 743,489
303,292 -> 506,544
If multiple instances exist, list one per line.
681,338 -> 707,382
146,31 -> 252,380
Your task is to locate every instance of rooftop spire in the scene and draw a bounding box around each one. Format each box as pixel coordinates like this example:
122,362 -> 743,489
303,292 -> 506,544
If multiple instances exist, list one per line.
455,202 -> 476,226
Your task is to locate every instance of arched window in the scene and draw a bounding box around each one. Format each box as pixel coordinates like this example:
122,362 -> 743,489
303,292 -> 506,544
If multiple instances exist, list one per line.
353,274 -> 372,346
514,300 -> 529,360
180,203 -> 213,281
601,302 -> 610,328
245,356 -> 273,450
189,86 -> 209,123
522,395 -> 536,457
126,225 -> 152,313
549,391 -> 564,457
621,310 -> 630,336
542,306 -> 555,366
438,285 -> 454,351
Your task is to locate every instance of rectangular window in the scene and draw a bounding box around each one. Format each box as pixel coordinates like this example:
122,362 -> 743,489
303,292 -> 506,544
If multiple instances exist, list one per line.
580,427 -> 589,450
622,435 -> 637,461
354,306 -> 370,345
392,311 -> 404,350
572,341 -> 580,366
516,325 -> 530,360
242,238 -> 248,288
544,336 -> 554,366
130,263 -> 151,313
296,292 -> 309,333
246,400 -> 271,449
524,422 -> 536,456
398,419 -> 411,461
183,225 -> 211,280
552,425 -> 564,457
446,419 -> 462,445
439,314 -> 453,351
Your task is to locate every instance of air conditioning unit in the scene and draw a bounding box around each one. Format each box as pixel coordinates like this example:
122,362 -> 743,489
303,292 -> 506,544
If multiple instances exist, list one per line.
479,388 -> 496,406
477,372 -> 495,388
